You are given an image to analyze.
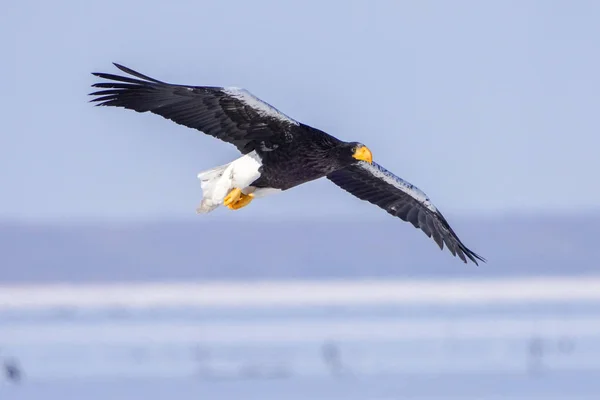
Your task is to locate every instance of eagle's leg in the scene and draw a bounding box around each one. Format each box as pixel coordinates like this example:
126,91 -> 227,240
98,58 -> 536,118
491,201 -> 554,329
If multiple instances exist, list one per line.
227,192 -> 254,210
223,188 -> 242,207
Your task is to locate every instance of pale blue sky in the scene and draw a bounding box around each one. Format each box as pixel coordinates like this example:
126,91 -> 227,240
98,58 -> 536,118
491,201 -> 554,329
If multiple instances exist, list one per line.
2,0 -> 599,222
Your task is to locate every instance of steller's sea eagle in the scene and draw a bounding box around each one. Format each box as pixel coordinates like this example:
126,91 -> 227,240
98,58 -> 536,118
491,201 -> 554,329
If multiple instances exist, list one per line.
89,63 -> 485,265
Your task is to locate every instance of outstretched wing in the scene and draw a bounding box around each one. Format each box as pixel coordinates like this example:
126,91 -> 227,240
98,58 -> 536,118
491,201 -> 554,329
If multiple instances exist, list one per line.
90,63 -> 302,154
327,162 -> 485,265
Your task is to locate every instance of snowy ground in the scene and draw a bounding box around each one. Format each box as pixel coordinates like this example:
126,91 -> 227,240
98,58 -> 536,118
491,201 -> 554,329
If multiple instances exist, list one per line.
2,276 -> 600,309
1,277 -> 599,399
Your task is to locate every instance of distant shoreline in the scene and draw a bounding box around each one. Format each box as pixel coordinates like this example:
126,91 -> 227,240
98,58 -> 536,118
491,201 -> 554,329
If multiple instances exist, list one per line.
2,276 -> 600,310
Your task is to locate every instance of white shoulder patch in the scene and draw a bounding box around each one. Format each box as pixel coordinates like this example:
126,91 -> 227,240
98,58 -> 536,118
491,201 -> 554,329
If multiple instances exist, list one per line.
222,87 -> 300,126
358,162 -> 438,213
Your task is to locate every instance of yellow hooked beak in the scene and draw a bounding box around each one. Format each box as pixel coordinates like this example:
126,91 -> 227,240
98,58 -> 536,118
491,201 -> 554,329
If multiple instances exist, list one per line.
352,145 -> 373,164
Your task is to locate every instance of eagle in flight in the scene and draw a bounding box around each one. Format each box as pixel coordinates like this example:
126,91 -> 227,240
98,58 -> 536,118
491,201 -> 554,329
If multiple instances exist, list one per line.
90,63 -> 485,265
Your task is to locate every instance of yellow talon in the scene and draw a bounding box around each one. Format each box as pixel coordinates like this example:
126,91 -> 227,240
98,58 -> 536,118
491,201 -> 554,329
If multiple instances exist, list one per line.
223,188 -> 242,207
227,192 -> 254,210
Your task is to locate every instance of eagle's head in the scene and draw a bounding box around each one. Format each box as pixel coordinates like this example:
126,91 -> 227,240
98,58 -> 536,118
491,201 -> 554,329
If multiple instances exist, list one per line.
343,141 -> 373,165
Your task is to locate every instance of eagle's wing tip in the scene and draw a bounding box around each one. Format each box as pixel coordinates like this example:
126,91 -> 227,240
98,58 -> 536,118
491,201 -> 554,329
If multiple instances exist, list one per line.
470,253 -> 487,266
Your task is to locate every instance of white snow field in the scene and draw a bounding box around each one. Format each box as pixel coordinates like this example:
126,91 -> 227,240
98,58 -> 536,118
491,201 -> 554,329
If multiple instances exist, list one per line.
1,277 -> 599,399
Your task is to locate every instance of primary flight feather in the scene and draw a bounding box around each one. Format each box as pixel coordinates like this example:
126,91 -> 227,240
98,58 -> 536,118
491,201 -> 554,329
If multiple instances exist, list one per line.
90,63 -> 485,265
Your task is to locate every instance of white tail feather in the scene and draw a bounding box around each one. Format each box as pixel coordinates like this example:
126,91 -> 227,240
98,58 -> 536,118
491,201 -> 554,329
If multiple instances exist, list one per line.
195,152 -> 263,213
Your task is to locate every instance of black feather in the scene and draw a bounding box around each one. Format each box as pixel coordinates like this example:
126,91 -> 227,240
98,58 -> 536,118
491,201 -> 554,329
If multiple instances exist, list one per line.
328,161 -> 486,265
89,63 -> 303,154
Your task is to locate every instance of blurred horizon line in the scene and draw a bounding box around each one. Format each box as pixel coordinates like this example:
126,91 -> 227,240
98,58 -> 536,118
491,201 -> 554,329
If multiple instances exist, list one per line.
2,275 -> 600,310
